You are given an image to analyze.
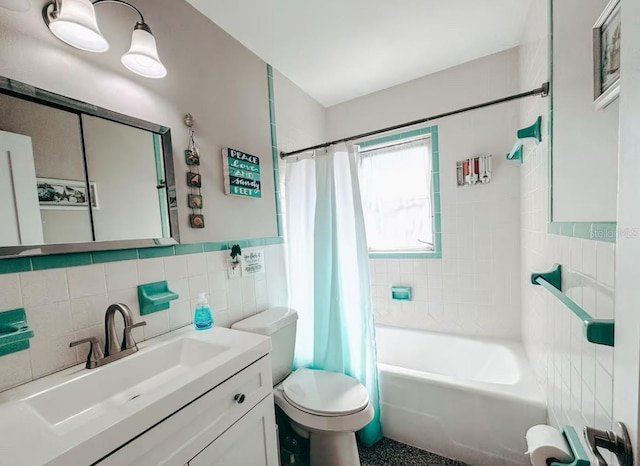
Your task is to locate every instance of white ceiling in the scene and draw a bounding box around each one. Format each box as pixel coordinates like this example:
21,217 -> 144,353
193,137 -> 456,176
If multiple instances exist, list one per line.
186,0 -> 532,107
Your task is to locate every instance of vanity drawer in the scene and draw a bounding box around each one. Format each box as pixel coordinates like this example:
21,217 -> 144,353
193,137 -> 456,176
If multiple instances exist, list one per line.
98,355 -> 273,466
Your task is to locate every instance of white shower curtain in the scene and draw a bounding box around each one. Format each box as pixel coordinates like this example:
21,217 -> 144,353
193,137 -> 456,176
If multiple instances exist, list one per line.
285,142 -> 382,446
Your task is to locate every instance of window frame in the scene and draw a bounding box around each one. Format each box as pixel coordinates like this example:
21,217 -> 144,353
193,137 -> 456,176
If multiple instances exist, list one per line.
357,126 -> 442,260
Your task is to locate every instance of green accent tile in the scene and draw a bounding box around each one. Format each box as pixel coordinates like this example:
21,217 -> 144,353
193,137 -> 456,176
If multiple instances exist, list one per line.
92,249 -> 138,264
432,153 -> 440,172
434,215 -> 442,234
433,176 -> 440,194
138,246 -> 175,259
233,240 -> 250,249
31,253 -> 92,270
264,237 -> 284,246
203,242 -> 229,252
174,243 -> 204,256
573,223 -> 592,240
590,222 -> 617,243
247,238 -> 266,247
0,258 -> 32,275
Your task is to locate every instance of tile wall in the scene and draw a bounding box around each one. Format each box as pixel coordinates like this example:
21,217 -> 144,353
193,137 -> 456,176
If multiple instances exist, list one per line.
519,0 -> 615,462
370,167 -> 521,340
0,244 -> 288,392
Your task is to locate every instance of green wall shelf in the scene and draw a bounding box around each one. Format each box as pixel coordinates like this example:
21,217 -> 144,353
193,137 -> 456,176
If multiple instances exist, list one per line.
531,264 -> 614,346
138,281 -> 179,315
391,286 -> 412,301
0,308 -> 34,356
549,425 -> 590,466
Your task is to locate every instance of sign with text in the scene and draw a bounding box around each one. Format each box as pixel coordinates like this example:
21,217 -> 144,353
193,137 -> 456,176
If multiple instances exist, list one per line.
242,249 -> 265,275
222,147 -> 262,198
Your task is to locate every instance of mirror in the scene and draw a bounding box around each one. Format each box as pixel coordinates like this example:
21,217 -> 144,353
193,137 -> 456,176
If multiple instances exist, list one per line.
0,76 -> 178,257
550,0 -> 619,223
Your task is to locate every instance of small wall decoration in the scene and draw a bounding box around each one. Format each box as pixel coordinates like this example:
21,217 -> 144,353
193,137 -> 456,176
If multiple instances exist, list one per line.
188,194 -> 203,209
37,178 -> 98,209
593,0 -> 621,109
189,214 -> 205,228
184,113 -> 205,228
222,147 -> 262,198
242,249 -> 265,275
186,172 -> 201,188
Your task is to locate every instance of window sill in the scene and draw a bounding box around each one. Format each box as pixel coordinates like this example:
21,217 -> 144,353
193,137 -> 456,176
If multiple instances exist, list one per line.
368,251 -> 441,259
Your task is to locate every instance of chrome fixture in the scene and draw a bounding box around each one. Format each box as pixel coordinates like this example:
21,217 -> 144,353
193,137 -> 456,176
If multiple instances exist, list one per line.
584,422 -> 633,466
70,303 -> 146,369
43,0 -> 167,78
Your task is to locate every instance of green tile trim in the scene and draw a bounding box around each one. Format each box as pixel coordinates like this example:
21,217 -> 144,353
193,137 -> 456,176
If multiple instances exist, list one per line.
0,258 -> 32,274
548,222 -> 617,243
0,236 -> 284,274
31,253 -> 92,271
362,126 -> 442,260
92,249 -> 139,264
174,243 -> 204,256
267,64 -> 284,238
138,246 -> 175,259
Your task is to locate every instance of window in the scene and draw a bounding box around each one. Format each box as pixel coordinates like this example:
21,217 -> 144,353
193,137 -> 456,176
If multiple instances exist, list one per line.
358,135 -> 435,254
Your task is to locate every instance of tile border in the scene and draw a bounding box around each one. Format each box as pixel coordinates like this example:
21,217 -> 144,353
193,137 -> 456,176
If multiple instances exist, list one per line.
0,237 -> 284,275
548,222 -> 617,243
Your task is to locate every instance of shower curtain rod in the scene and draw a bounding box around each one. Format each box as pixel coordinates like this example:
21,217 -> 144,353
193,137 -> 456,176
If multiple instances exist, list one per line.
279,82 -> 549,159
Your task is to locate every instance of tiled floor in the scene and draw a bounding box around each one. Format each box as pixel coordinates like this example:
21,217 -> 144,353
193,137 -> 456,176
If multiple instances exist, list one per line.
358,438 -> 469,466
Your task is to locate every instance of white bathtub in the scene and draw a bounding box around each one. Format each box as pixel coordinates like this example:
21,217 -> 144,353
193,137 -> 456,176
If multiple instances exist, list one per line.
375,325 -> 546,466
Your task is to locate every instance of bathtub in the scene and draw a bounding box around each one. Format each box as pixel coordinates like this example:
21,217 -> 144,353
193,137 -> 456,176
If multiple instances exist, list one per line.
375,325 -> 546,466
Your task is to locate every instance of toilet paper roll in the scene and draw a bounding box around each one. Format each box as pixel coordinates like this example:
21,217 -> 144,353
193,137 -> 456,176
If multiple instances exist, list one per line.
525,425 -> 573,466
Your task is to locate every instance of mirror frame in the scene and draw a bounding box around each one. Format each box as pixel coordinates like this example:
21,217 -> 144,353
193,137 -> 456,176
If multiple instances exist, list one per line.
547,0 -> 617,240
0,75 -> 179,258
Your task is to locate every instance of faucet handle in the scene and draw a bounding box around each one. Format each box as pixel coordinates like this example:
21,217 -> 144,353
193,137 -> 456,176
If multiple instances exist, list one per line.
122,321 -> 146,350
70,337 -> 104,369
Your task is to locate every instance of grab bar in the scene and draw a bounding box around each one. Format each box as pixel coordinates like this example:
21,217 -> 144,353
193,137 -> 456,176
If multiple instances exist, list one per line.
531,265 -> 614,347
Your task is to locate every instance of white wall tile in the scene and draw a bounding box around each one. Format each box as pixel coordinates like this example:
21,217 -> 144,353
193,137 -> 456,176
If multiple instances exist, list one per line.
20,269 -> 69,307
67,265 -> 106,299
105,261 -> 139,292
137,258 -> 165,284
0,274 -> 22,310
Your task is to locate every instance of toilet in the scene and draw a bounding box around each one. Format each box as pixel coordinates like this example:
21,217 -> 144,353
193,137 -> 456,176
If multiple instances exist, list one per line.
232,307 -> 374,466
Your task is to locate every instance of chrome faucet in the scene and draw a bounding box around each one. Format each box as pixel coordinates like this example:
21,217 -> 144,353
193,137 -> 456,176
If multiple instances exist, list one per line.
70,303 -> 146,369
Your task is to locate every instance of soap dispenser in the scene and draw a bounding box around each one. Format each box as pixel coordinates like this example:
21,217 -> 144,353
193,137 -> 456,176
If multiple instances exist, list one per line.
194,292 -> 213,330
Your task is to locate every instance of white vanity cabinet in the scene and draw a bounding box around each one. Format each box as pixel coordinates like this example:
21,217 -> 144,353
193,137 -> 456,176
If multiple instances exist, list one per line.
98,355 -> 278,466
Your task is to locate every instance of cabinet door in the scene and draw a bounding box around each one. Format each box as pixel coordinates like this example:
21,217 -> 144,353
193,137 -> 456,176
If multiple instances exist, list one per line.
190,396 -> 278,466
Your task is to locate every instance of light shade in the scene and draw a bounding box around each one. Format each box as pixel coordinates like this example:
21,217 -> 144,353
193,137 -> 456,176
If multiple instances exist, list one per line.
121,26 -> 167,79
0,0 -> 30,12
47,0 -> 109,52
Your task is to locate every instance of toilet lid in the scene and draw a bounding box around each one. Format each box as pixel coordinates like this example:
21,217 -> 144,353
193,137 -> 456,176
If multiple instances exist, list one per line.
282,368 -> 370,416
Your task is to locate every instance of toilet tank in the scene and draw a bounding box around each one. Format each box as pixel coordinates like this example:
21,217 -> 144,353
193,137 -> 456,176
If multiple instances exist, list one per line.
231,307 -> 298,385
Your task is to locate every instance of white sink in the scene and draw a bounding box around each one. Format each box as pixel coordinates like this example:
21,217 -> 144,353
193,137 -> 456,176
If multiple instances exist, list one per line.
25,337 -> 229,431
0,326 -> 271,466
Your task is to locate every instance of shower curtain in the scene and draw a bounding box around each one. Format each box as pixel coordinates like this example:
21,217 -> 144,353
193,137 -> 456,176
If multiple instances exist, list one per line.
285,142 -> 382,446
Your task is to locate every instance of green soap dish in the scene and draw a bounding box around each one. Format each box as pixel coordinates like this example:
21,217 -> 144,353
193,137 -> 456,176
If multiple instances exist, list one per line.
0,309 -> 34,356
138,281 -> 179,315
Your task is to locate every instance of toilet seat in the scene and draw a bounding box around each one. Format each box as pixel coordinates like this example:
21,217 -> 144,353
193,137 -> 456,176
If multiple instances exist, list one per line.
282,368 -> 370,417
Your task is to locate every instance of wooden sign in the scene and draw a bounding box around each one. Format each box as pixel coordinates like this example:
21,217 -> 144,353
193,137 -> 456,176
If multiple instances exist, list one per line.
222,147 -> 261,198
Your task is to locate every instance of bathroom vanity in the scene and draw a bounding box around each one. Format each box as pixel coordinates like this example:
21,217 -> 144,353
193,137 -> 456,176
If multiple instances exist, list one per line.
0,327 -> 279,466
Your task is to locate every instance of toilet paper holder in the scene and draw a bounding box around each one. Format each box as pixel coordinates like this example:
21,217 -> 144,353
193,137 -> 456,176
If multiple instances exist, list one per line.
584,422 -> 633,466
549,426 -> 590,466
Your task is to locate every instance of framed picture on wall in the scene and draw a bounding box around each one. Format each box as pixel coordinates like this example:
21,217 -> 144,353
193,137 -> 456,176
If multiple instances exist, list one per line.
593,0 -> 621,109
36,178 -> 98,210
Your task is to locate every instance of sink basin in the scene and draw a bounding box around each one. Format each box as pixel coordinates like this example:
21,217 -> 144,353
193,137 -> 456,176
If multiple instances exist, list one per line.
25,336 -> 229,432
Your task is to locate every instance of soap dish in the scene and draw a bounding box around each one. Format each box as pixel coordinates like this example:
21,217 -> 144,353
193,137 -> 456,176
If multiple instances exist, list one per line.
0,309 -> 34,356
138,281 -> 179,315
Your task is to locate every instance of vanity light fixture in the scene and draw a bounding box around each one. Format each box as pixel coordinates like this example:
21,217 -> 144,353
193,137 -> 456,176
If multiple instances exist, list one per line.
43,0 -> 167,78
